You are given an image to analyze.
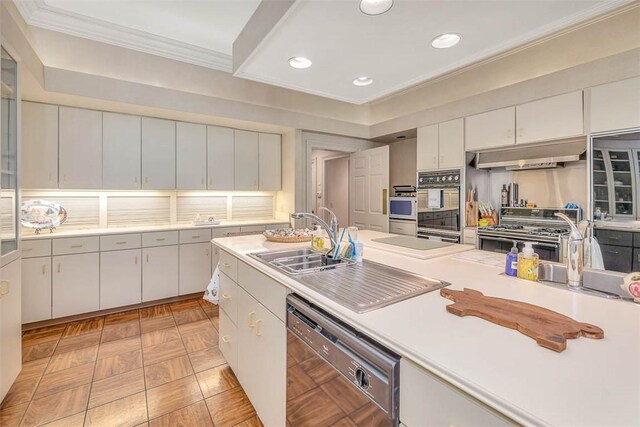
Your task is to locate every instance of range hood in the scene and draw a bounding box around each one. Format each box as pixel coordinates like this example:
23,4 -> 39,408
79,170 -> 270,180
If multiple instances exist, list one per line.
475,138 -> 586,170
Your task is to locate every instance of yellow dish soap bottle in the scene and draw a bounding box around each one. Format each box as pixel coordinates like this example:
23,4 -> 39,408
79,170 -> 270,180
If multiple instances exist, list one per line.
517,242 -> 539,281
311,225 -> 324,252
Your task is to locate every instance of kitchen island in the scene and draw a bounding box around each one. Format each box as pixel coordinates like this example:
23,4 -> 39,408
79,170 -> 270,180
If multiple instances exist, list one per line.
212,230 -> 640,426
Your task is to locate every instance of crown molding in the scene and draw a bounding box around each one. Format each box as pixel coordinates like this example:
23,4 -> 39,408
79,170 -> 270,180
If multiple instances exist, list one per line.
13,0 -> 233,72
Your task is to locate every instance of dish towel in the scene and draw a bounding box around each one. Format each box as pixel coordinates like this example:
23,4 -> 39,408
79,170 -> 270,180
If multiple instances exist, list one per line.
586,237 -> 605,270
203,264 -> 220,304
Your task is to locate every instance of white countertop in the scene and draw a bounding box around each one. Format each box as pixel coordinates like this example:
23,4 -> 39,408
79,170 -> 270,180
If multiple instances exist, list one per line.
212,230 -> 640,427
594,220 -> 640,232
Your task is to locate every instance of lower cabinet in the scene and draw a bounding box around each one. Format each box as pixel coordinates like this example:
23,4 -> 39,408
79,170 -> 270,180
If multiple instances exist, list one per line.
22,257 -> 52,323
100,249 -> 142,309
142,245 -> 179,302
600,244 -> 633,273
53,253 -> 99,318
219,308 -> 237,372
179,242 -> 211,295
0,259 -> 22,402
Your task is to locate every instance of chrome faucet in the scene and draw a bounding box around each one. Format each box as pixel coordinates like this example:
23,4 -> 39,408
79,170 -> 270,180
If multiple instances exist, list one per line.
555,212 -> 584,288
291,207 -> 339,253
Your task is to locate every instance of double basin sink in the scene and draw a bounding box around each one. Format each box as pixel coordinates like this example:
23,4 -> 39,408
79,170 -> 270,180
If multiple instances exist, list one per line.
538,262 -> 631,300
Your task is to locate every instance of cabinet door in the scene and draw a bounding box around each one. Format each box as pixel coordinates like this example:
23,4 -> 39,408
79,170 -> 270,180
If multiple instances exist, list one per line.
234,130 -> 259,190
22,257 -> 52,323
142,117 -> 176,189
258,133 -> 281,190
600,244 -> 633,273
59,107 -> 102,189
516,91 -> 583,144
591,77 -> 640,133
438,118 -> 464,169
235,286 -> 258,403
52,253 -> 99,318
100,249 -> 142,309
417,124 -> 438,170
0,260 -> 22,401
142,245 -> 179,302
465,107 -> 515,151
179,243 -> 211,295
177,122 -> 207,190
207,126 -> 235,190
21,102 -> 58,188
103,112 -> 141,189
219,308 -> 237,373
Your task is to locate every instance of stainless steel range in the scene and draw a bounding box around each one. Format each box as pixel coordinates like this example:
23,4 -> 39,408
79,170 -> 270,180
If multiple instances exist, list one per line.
477,207 -> 581,262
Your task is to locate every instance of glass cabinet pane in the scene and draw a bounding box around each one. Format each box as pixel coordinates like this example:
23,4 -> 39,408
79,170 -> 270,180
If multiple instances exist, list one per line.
1,47 -> 18,256
592,149 -> 611,217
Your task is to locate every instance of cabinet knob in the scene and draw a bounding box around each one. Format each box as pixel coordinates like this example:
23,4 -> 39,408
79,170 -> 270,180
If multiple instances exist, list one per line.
254,319 -> 263,336
0,280 -> 9,298
42,264 -> 46,275
247,311 -> 255,328
221,336 -> 230,343
222,293 -> 230,299
146,254 -> 149,263
222,262 -> 230,268
57,263 -> 61,273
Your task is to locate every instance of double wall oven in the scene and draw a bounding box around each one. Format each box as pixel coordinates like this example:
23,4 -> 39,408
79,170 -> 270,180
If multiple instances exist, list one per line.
416,170 -> 461,243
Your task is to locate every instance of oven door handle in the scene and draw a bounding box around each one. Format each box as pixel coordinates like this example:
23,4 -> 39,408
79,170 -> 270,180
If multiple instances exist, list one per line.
480,236 -> 559,249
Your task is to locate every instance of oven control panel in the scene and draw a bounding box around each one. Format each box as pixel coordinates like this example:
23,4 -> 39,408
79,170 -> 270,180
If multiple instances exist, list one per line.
418,170 -> 460,188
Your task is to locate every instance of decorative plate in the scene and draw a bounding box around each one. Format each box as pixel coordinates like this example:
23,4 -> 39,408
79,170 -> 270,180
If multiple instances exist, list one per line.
20,200 -> 67,230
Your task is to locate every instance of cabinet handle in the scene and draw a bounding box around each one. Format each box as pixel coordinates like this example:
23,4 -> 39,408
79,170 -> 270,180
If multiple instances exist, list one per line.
70,244 -> 83,248
135,255 -> 138,264
222,293 -> 230,299
247,311 -> 255,328
254,319 -> 263,336
222,262 -> 230,268
192,235 -> 201,239
42,264 -> 46,275
146,255 -> 149,263
156,238 -> 166,241
221,336 -> 230,343
0,280 -> 9,298
57,263 -> 61,273
116,241 -> 127,245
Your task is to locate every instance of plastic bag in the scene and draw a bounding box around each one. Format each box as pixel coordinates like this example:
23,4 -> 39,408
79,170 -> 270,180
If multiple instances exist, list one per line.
203,264 -> 220,304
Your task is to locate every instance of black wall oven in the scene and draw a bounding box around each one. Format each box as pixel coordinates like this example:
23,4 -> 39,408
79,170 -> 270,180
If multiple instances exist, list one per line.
416,170 -> 461,242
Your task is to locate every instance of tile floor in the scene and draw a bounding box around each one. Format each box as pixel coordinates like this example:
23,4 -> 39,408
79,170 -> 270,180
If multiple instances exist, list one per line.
0,298 -> 263,427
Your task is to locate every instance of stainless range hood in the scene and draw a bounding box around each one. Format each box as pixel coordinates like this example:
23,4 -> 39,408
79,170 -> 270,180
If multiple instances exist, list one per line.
474,137 -> 586,170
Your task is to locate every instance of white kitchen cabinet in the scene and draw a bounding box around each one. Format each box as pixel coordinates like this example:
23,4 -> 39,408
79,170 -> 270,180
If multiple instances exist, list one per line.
100,249 -> 141,309
178,243 -> 211,295
21,102 -> 58,189
590,77 -> 640,133
438,118 -> 464,169
219,272 -> 238,324
177,122 -> 207,190
389,220 -> 417,236
103,112 -> 141,189
59,106 -> 103,189
21,257 -> 52,323
258,133 -> 281,190
417,124 -> 438,171
142,117 -> 176,189
234,130 -> 259,190
0,259 -> 22,402
52,253 -> 99,318
142,245 -> 179,302
516,91 -> 583,144
465,107 -> 515,151
207,125 -> 235,190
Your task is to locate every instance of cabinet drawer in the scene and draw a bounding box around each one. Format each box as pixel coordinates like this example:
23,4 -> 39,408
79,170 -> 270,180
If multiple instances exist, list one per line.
219,272 -> 238,324
100,233 -> 141,251
219,309 -> 238,373
142,231 -> 179,247
633,233 -> 640,248
595,229 -> 633,246
53,236 -> 100,255
213,227 -> 241,238
600,244 -> 633,273
240,225 -> 266,233
238,261 -> 288,322
22,239 -> 51,258
179,229 -> 212,244
389,221 -> 416,236
219,250 -> 238,282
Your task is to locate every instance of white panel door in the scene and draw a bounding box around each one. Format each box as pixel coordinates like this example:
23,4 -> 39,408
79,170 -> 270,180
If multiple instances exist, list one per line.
59,106 -> 103,189
100,249 -> 142,309
258,133 -> 281,190
350,146 -> 389,232
21,102 -> 58,188
207,126 -> 235,190
22,257 -> 52,323
103,112 -> 141,189
142,245 -> 179,302
52,253 -> 99,318
417,124 -> 438,171
465,107 -> 515,151
234,130 -> 259,190
516,91 -> 584,144
179,243 -> 211,295
0,259 -> 22,401
142,117 -> 176,189
177,122 -> 207,189
590,77 -> 640,133
438,118 -> 464,169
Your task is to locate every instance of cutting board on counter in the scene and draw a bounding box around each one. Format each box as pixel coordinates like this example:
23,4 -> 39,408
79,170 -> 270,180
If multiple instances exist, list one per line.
440,288 -> 604,352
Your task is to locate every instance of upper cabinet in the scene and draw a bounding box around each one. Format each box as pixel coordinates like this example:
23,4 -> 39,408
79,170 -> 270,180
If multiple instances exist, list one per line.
234,130 -> 259,191
103,112 -> 141,189
258,133 -> 281,190
142,117 -> 176,190
176,122 -> 207,190
515,91 -> 583,144
417,124 -> 438,171
207,126 -> 235,190
21,102 -> 58,189
465,107 -> 515,151
59,107 -> 103,189
417,119 -> 463,171
590,77 -> 640,133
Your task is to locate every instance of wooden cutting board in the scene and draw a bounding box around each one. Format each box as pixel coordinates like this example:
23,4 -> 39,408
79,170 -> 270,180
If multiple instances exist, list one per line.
440,288 -> 604,352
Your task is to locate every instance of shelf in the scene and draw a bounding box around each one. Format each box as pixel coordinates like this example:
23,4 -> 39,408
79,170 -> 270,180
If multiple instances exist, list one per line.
594,200 -> 610,203
615,201 -> 633,204
593,184 -> 608,187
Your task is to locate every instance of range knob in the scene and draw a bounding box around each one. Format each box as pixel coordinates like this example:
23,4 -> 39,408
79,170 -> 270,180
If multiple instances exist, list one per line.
355,368 -> 370,389
448,176 -> 453,181
455,175 -> 460,181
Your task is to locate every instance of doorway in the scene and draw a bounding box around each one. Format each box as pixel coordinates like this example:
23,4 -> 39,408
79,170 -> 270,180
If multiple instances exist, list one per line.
311,149 -> 350,226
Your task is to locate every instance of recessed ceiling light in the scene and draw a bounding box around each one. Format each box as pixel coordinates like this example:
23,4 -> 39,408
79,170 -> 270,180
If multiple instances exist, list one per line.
288,56 -> 312,69
359,0 -> 393,16
353,76 -> 373,86
431,33 -> 461,49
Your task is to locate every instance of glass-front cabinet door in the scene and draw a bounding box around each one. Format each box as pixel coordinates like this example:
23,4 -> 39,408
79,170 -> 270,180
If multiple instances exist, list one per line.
592,148 -> 610,215
606,149 -> 635,217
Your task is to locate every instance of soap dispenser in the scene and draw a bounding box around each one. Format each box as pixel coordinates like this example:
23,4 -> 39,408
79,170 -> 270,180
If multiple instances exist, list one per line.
517,242 -> 539,282
505,241 -> 518,277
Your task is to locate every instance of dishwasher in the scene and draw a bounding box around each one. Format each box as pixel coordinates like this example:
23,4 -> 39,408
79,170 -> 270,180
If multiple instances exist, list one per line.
286,294 -> 400,426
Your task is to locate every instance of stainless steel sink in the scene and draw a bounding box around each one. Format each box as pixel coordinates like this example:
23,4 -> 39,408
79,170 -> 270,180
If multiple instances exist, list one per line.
538,262 -> 632,300
250,248 -> 355,275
